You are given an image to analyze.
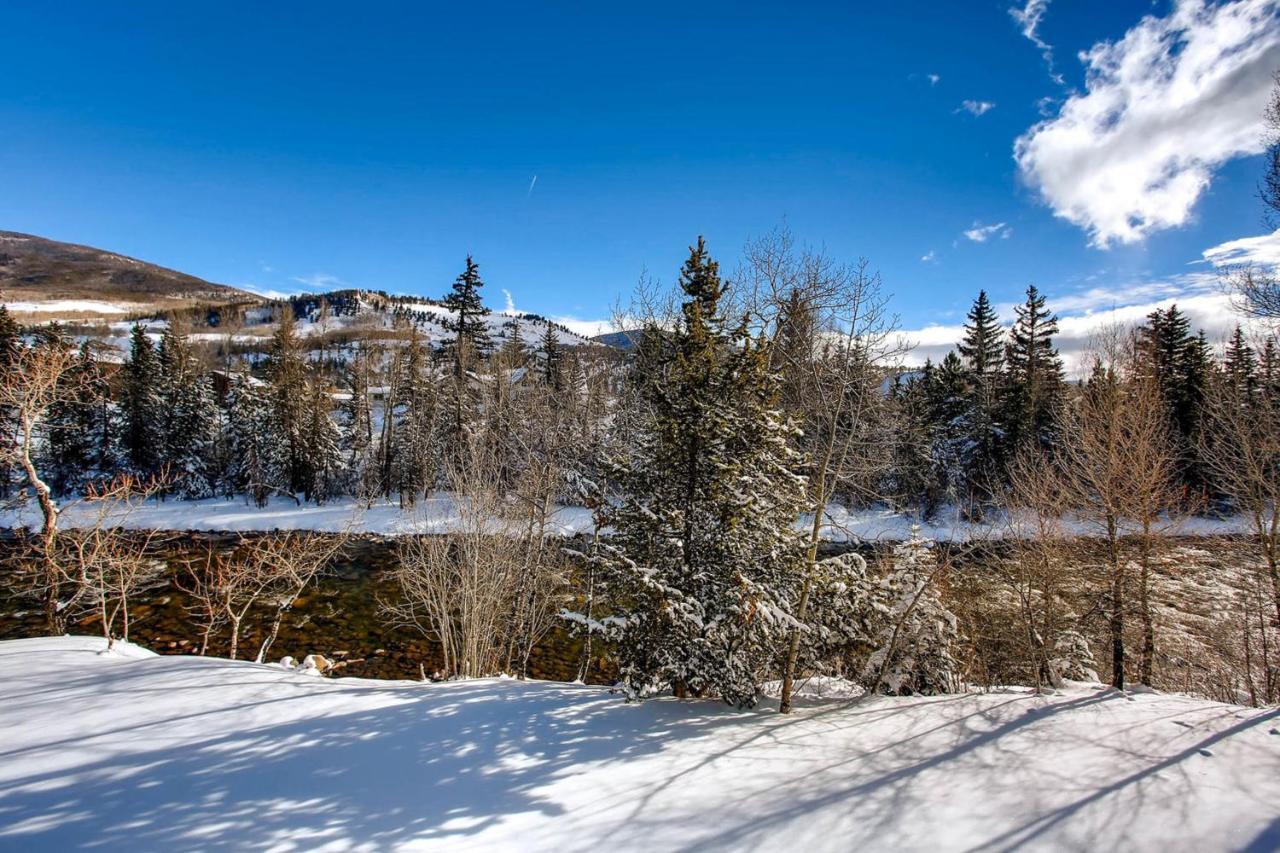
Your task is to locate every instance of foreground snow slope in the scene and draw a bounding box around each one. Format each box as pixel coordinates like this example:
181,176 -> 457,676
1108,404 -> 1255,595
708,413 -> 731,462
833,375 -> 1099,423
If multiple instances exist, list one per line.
1,638 -> 1276,852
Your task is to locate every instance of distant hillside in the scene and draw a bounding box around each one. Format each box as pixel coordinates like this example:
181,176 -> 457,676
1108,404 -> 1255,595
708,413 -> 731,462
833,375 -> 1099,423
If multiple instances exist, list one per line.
0,231 -> 256,315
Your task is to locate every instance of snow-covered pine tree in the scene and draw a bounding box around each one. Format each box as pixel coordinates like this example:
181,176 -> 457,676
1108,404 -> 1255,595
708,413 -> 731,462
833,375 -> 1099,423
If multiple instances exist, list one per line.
227,376 -> 287,507
568,237 -> 808,707
925,351 -> 973,511
300,375 -> 345,504
0,305 -> 21,498
340,339 -> 377,497
121,324 -> 164,477
158,326 -> 219,498
39,334 -> 100,496
265,307 -> 309,495
863,526 -> 960,695
390,330 -> 440,507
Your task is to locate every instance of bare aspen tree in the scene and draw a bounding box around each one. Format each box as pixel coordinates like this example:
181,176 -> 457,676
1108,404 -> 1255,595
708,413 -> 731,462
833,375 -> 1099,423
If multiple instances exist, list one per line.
63,475 -> 167,650
387,442 -> 524,678
182,530 -> 347,661
505,383 -> 574,676
1002,446 -> 1074,689
1201,372 -> 1280,633
249,531 -> 350,663
740,227 -> 904,713
0,339 -> 85,632
1058,331 -> 1182,689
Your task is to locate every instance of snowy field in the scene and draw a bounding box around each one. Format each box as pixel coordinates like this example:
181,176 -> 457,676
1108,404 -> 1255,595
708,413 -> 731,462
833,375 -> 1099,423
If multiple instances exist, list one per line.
1,636 -> 1276,852
0,495 -> 1257,541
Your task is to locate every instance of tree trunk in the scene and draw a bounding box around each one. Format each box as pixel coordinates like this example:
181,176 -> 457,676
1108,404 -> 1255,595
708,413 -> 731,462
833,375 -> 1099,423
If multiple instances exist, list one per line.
1139,527 -> 1155,686
1108,517 -> 1125,690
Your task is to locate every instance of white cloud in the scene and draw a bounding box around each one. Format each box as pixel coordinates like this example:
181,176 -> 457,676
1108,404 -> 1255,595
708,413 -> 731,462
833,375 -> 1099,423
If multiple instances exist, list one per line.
1015,0 -> 1280,248
959,100 -> 996,116
963,222 -> 1012,242
921,250 -> 937,263
927,73 -> 941,86
501,288 -> 517,314
1203,228 -> 1280,269
1010,0 -> 1060,79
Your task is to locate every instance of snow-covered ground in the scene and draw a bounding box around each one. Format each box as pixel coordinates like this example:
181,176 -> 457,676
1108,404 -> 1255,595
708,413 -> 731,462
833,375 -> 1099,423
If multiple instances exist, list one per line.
5,299 -> 133,314
0,494 -> 1255,541
1,636 -> 1275,851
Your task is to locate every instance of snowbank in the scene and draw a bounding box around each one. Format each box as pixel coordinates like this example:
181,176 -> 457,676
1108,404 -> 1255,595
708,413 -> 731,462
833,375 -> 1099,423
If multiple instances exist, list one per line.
0,495 -> 1256,541
1,636 -> 1276,850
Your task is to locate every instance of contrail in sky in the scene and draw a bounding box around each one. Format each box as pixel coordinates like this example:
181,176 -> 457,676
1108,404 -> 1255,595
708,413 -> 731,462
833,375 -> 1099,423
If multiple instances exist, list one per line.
527,175 -> 538,197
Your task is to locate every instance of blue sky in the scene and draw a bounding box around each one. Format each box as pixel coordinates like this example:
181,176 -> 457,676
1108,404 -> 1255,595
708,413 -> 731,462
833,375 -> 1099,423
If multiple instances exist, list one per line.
2,1 -> 1279,360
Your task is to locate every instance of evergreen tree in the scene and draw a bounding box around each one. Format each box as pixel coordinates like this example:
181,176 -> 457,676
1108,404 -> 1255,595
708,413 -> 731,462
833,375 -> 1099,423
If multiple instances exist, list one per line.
0,305 -> 20,497
925,352 -> 972,513
863,527 -> 960,695
40,336 -> 99,496
957,290 -> 1003,377
266,308 -> 309,495
390,331 -> 440,506
569,237 -> 807,707
340,340 -> 377,495
499,319 -> 529,368
442,255 -> 493,364
1001,285 -> 1064,455
540,323 -> 564,390
956,290 -> 1005,511
157,326 -> 218,498
121,324 -> 164,476
227,376 -> 287,507
1224,325 -> 1258,402
300,376 -> 345,504
441,257 -> 491,444
1138,305 -> 1212,490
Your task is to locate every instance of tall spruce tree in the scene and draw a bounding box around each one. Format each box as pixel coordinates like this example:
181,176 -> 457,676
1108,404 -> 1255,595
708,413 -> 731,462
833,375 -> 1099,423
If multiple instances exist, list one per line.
1224,325 -> 1258,402
157,326 -> 219,498
442,255 -> 493,363
957,290 -> 1005,511
570,237 -> 807,707
1138,305 -> 1211,489
266,308 -> 309,495
122,324 -> 163,476
540,323 -> 563,390
227,376 -> 287,507
1001,285 -> 1064,455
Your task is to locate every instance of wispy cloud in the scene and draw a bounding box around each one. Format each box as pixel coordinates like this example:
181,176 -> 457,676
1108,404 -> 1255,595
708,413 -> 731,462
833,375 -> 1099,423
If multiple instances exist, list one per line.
1015,0 -> 1280,248
290,273 -> 348,291
1202,228 -> 1280,269
1009,0 -> 1060,80
527,175 -> 538,198
501,288 -> 517,314
927,73 -> 940,86
962,222 -> 1012,243
958,100 -> 995,117
921,250 -> 937,263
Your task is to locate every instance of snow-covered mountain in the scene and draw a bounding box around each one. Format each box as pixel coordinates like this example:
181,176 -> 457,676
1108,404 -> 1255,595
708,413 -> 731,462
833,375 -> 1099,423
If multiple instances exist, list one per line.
0,231 -> 602,355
